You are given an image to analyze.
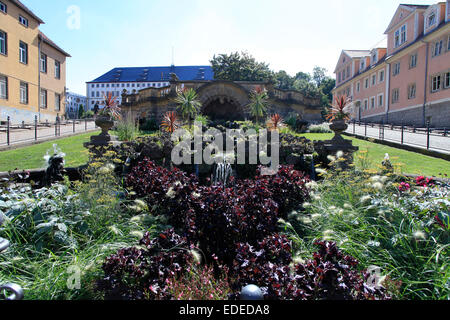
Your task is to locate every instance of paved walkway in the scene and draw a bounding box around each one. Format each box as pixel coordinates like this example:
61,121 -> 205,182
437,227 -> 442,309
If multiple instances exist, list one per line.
0,120 -> 98,147
346,123 -> 450,155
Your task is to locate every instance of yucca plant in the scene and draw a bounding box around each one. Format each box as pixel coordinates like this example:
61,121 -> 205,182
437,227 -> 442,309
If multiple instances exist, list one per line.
174,88 -> 202,129
248,86 -> 269,124
100,92 -> 122,120
161,111 -> 179,133
326,95 -> 351,122
267,113 -> 285,131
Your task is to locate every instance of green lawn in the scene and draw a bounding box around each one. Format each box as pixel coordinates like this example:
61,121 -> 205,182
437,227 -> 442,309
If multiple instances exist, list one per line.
0,131 -> 448,177
301,133 -> 449,177
0,131 -> 99,172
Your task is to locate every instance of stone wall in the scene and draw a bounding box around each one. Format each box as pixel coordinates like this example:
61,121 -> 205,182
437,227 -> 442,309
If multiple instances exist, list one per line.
362,101 -> 450,128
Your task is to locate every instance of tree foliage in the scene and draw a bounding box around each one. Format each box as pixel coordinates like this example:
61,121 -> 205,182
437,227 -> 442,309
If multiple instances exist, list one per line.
210,51 -> 275,82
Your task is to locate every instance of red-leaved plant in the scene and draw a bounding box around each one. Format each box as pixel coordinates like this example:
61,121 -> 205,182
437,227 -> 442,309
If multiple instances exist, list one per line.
100,92 -> 122,120
267,114 -> 285,131
161,111 -> 179,133
326,95 -> 351,122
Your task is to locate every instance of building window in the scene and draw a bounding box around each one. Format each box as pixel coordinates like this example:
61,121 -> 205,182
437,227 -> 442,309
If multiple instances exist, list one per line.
360,61 -> 365,71
428,13 -> 436,27
338,72 -> 341,83
346,66 -> 350,78
448,35 -> 450,51
40,53 -> 47,73
379,70 -> 385,82
19,15 -> 29,27
370,97 -> 375,109
365,78 -> 369,89
395,24 -> 407,47
0,30 -> 6,55
364,99 -> 368,110
0,75 -> 7,99
433,40 -> 443,57
393,62 -> 400,76
408,83 -> 416,99
20,82 -> 28,104
372,74 -> 377,86
431,75 -> 441,92
55,93 -> 61,111
378,94 -> 383,107
19,41 -> 27,64
392,88 -> 400,103
101,84 -> 105,88
356,82 -> 360,92
40,89 -> 47,108
55,60 -> 61,79
0,1 -> 6,13
96,91 -> 99,97
91,91 -> 95,97
409,54 -> 417,68
445,72 -> 450,89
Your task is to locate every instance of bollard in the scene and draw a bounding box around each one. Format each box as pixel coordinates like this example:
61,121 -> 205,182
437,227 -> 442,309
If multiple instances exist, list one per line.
426,121 -> 430,150
6,116 -> 10,146
401,123 -> 404,145
85,118 -> 87,131
353,120 -> 356,134
364,121 -> 367,137
73,119 -> 76,133
444,128 -> 447,137
34,115 -> 38,141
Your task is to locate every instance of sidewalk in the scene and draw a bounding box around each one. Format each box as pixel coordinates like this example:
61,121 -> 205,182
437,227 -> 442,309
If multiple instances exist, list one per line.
346,123 -> 450,155
0,120 -> 98,149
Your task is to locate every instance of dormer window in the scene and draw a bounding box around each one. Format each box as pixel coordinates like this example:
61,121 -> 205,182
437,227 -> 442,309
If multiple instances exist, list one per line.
427,12 -> 436,27
360,61 -> 365,71
395,24 -> 407,48
372,53 -> 377,64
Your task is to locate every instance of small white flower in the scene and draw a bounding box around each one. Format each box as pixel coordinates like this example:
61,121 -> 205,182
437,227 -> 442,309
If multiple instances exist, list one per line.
130,231 -> 144,239
315,168 -> 327,175
108,225 -> 121,235
344,203 -> 352,209
305,181 -> 319,191
166,187 -> 176,199
413,231 -> 427,241
329,206 -> 337,211
190,250 -> 202,265
327,155 -> 336,162
311,213 -> 322,220
384,153 -> 390,161
360,195 -> 372,203
372,182 -> 384,190
336,151 -> 344,159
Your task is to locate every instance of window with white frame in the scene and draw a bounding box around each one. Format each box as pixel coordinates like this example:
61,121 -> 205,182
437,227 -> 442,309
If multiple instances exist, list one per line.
431,75 -> 441,92
372,74 -> 377,86
19,41 -> 27,64
360,60 -> 365,71
378,94 -> 383,107
393,62 -> 401,76
370,97 -> 375,109
395,24 -> 407,47
55,60 -> 61,79
20,82 -> 28,104
379,70 -> 385,82
40,89 -> 47,108
392,88 -> 400,103
433,40 -> 443,57
356,82 -> 360,92
408,83 -> 416,99
19,15 -> 28,27
0,30 -> 6,55
0,1 -> 6,13
40,53 -> 47,73
372,52 -> 377,64
347,66 -> 350,78
445,72 -> 450,89
409,54 -> 417,68
364,99 -> 368,110
0,75 -> 7,99
55,93 -> 61,111
342,69 -> 346,80
365,78 -> 369,89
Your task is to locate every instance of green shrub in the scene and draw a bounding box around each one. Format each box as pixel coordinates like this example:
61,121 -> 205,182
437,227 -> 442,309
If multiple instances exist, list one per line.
140,118 -> 159,132
308,123 -> 331,133
115,118 -> 141,141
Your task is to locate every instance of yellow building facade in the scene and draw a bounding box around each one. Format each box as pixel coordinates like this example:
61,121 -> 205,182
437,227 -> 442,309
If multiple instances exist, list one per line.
0,0 -> 70,124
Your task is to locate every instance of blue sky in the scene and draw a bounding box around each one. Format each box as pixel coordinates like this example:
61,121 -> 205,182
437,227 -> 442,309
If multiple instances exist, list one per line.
22,0 -> 434,95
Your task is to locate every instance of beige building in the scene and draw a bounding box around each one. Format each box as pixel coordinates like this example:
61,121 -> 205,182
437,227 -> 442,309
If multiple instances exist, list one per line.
0,0 -> 70,124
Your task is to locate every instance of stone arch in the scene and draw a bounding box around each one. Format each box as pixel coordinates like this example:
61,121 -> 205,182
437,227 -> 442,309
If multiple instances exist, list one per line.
196,82 -> 250,121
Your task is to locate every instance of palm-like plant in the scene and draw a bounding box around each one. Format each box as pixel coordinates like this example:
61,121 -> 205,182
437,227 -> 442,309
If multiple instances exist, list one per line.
161,111 -> 179,133
267,113 -> 284,131
326,95 -> 351,122
248,87 -> 269,124
100,92 -> 122,120
174,88 -> 202,129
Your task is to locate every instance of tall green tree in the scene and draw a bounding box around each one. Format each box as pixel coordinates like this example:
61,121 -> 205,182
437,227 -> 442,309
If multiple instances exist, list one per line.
210,51 -> 275,82
175,88 -> 202,129
248,87 -> 269,124
312,66 -> 327,87
275,70 -> 295,90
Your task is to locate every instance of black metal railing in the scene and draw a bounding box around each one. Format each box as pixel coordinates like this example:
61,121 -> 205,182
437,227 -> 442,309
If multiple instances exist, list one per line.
347,120 -> 449,152
0,116 -> 98,147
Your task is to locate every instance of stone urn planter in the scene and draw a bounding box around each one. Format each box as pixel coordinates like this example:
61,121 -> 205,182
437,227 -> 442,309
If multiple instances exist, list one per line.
95,115 -> 115,136
329,119 -> 348,137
